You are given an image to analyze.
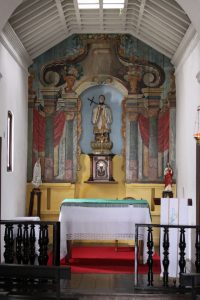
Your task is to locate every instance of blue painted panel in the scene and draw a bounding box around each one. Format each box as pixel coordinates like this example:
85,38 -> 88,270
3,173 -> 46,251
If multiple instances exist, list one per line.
80,85 -> 123,155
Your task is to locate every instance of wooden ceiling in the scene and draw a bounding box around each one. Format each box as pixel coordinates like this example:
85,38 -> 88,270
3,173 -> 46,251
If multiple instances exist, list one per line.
4,0 -> 191,63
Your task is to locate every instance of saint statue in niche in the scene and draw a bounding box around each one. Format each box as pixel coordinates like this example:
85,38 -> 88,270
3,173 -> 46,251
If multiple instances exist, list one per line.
90,95 -> 113,154
91,94 -> 112,141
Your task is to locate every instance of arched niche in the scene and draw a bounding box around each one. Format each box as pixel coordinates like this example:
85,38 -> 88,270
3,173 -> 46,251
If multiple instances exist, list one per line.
75,76 -> 128,156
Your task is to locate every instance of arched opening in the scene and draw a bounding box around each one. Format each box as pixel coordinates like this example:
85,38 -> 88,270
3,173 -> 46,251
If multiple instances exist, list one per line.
75,76 -> 128,156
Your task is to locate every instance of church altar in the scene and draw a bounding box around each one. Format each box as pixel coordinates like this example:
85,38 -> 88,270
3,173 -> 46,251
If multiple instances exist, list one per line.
59,198 -> 151,263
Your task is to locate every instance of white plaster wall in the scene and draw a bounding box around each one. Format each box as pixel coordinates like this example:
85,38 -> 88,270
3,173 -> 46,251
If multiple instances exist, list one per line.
176,0 -> 200,39
176,40 -> 200,224
0,41 -> 28,218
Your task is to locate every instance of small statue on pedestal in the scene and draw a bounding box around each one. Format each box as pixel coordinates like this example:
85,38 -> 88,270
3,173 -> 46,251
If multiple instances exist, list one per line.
162,162 -> 173,198
91,94 -> 113,154
32,158 -> 42,189
86,94 -> 116,183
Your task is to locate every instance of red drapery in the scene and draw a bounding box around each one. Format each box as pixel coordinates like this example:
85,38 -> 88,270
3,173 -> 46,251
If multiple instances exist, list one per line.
54,110 -> 66,147
138,114 -> 149,147
158,110 -> 169,152
33,109 -> 45,152
138,111 -> 169,152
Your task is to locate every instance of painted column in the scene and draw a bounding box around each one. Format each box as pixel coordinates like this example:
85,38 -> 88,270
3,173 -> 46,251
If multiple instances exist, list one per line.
148,107 -> 159,181
127,112 -> 138,182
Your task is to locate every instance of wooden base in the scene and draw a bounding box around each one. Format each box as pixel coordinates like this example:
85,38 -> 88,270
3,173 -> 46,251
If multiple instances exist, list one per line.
28,188 -> 42,217
85,180 -> 118,184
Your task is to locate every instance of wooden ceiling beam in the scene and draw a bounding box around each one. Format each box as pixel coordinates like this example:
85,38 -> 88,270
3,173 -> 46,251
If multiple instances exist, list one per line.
73,0 -> 82,30
55,0 -> 69,35
136,0 -> 146,35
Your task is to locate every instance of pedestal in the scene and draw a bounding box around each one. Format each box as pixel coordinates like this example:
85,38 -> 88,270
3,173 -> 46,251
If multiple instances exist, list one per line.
28,188 -> 42,217
85,153 -> 117,183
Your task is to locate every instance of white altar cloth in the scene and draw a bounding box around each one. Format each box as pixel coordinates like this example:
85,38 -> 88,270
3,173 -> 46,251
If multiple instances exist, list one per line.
59,200 -> 151,263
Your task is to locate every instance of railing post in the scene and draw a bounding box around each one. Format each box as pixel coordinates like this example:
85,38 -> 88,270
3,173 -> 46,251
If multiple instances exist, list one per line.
16,224 -> 23,264
195,226 -> 200,272
179,227 -> 186,276
4,223 -> 14,263
22,224 -> 30,264
53,222 -> 60,266
134,224 -> 139,286
147,226 -> 154,286
162,226 -> 169,287
38,224 -> 49,265
29,224 -> 36,265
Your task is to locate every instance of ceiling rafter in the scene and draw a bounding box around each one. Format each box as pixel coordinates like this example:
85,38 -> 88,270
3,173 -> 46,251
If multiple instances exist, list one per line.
143,13 -> 182,40
24,22 -> 62,46
55,0 -> 69,35
12,5 -> 57,31
158,0 -> 189,16
148,0 -> 190,25
73,0 -> 82,30
26,26 -> 65,50
144,9 -> 186,35
11,0 -> 41,19
122,0 -> 129,30
139,27 -> 177,52
145,4 -> 188,31
10,0 -> 55,26
99,0 -> 104,31
142,18 -> 181,44
19,14 -> 59,39
136,0 -> 146,35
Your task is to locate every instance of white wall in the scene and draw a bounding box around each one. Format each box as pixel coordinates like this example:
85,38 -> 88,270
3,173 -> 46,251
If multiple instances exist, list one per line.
0,41 -> 28,218
176,0 -> 200,40
176,40 -> 200,224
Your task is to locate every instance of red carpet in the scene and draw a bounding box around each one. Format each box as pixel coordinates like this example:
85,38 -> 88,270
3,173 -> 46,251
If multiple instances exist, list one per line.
49,246 -> 161,274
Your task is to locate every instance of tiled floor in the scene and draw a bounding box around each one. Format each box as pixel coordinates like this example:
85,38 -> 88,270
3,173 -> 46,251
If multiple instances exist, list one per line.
59,273 -> 192,299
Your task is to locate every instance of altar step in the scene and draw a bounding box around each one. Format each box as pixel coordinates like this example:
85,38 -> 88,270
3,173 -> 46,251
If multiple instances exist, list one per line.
74,295 -> 191,300
6,294 -> 193,300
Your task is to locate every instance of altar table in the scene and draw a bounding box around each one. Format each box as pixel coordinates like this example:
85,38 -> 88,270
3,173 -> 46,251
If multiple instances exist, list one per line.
59,199 -> 151,263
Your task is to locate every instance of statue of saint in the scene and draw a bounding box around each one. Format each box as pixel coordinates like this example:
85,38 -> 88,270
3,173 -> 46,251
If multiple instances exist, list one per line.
164,162 -> 173,192
32,158 -> 42,189
91,95 -> 112,143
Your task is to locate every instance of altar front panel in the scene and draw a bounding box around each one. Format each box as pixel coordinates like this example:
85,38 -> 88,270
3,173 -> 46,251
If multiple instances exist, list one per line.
59,199 -> 151,262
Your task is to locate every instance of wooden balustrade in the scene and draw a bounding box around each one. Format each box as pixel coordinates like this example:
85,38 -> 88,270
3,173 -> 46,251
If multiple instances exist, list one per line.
135,224 -> 200,291
0,220 -> 70,299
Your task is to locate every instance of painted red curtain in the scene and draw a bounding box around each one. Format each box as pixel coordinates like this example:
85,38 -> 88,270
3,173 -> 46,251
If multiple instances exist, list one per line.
33,109 -> 45,152
54,110 -> 66,147
138,114 -> 149,147
158,110 -> 169,152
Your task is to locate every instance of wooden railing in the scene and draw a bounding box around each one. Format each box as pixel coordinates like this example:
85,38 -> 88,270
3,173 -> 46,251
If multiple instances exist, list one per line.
1,220 -> 60,265
135,224 -> 200,291
0,220 -> 70,299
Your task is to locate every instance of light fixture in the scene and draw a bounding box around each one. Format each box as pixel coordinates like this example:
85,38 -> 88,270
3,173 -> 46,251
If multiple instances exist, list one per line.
103,0 -> 124,9
77,0 -> 125,9
194,106 -> 200,144
77,0 -> 99,9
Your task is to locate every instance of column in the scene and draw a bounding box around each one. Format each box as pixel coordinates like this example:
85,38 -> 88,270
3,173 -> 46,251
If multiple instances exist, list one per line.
148,107 -> 159,181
